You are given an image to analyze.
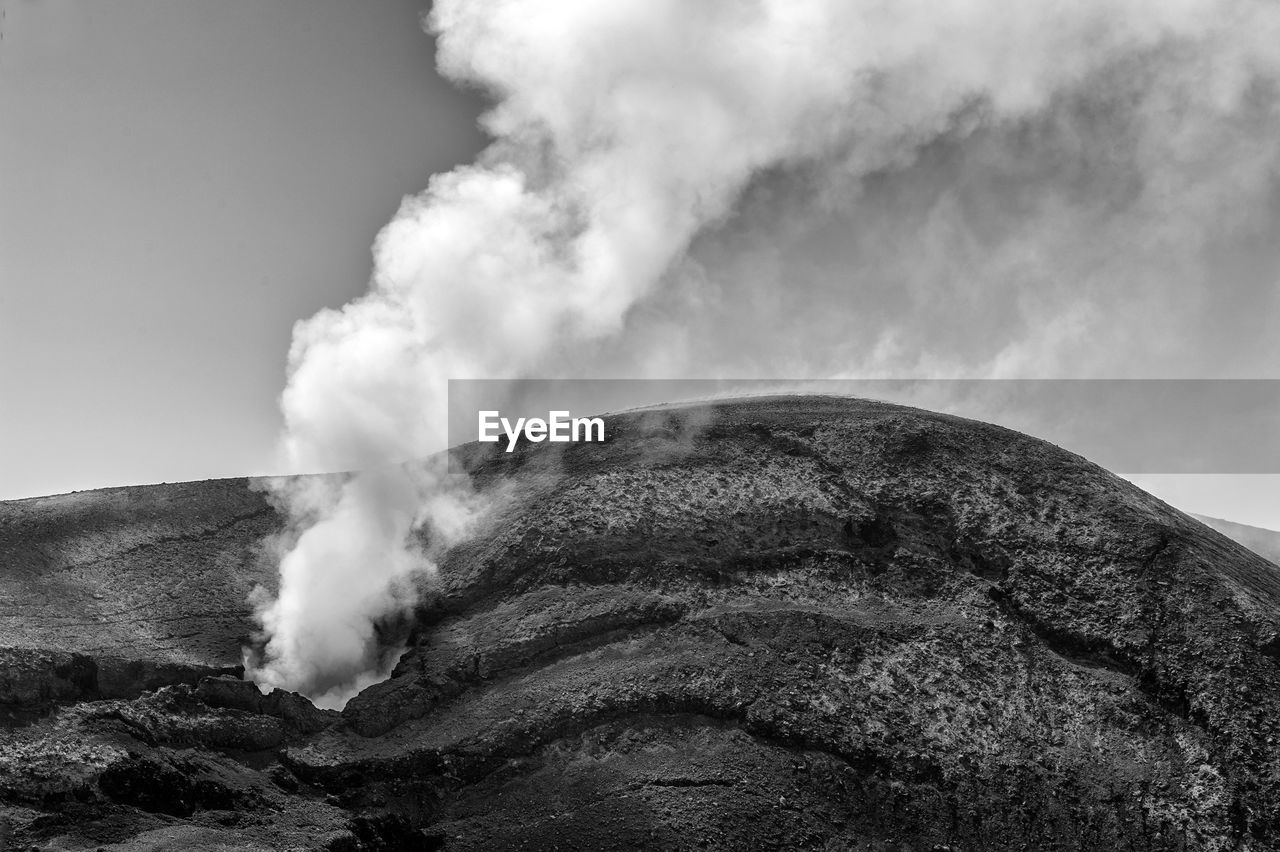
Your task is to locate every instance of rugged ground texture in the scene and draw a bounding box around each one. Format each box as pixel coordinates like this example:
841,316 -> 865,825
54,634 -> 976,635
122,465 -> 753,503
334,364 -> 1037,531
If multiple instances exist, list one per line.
3,396 -> 1280,850
0,478 -> 277,714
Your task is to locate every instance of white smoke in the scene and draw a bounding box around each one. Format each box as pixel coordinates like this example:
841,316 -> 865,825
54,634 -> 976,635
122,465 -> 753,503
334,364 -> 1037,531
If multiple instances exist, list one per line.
246,0 -> 1280,704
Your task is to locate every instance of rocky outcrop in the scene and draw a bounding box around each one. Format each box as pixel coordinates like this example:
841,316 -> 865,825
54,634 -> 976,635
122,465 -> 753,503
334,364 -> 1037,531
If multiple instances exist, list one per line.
3,397 -> 1280,850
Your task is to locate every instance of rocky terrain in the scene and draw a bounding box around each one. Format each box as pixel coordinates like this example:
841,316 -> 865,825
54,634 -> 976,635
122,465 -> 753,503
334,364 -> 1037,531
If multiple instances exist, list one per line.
3,396 -> 1280,850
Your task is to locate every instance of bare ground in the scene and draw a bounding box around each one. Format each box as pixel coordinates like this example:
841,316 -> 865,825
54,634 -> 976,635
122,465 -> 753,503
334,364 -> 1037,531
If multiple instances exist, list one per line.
4,396 -> 1280,850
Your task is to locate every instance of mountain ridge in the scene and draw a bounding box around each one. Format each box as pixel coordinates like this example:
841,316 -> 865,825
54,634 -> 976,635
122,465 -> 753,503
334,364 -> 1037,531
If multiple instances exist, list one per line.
1193,514 -> 1280,568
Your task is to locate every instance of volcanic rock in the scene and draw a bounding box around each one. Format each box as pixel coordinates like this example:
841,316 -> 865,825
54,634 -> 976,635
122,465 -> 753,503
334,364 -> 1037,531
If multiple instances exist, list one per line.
3,396 -> 1280,850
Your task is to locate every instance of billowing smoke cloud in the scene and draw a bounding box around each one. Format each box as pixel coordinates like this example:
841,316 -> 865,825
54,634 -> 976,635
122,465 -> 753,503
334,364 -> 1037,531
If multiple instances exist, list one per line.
246,0 -> 1280,704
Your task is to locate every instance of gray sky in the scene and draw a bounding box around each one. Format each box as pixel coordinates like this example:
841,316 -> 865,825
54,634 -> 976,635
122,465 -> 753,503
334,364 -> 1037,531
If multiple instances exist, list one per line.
0,1 -> 1276,533
0,0 -> 485,499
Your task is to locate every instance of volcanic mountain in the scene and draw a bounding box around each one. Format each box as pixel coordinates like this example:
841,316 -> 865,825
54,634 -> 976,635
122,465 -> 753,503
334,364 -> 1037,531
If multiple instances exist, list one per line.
3,396 -> 1280,850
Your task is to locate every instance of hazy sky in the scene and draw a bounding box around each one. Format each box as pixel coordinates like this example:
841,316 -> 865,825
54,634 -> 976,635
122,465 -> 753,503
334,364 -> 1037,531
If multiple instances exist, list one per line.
0,0 -> 485,499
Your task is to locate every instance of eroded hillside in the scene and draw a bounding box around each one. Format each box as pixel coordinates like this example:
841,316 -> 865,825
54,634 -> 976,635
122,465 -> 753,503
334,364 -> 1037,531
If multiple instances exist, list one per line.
4,397 -> 1280,850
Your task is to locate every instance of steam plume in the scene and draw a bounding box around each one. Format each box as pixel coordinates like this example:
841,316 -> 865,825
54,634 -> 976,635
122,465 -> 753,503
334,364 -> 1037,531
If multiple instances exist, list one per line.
247,0 -> 1280,704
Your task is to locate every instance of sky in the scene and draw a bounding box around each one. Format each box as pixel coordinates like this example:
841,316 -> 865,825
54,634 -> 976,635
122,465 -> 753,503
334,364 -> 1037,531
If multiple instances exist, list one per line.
0,1 -> 1277,533
0,0 -> 485,499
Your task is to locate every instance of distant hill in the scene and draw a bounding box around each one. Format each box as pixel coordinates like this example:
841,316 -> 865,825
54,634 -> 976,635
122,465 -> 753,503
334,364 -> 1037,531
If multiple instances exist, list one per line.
1193,514 -> 1280,568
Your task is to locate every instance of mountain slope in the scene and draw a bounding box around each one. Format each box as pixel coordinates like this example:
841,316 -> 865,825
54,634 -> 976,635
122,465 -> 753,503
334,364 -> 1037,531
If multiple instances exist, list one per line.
0,478 -> 279,713
4,396 -> 1280,850
1194,514 -> 1280,569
